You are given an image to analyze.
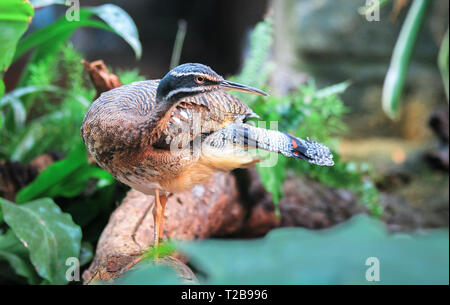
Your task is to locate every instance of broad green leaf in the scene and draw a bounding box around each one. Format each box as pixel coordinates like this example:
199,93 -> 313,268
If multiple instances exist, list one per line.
176,215 -> 448,284
0,197 -> 82,284
0,230 -> 39,284
15,10 -> 110,87
0,0 -> 34,73
16,142 -> 86,202
16,142 -> 113,203
43,164 -> 113,198
382,0 -> 429,119
85,4 -> 142,59
0,251 -> 38,284
14,5 -> 141,65
0,229 -> 27,253
14,10 -> 109,62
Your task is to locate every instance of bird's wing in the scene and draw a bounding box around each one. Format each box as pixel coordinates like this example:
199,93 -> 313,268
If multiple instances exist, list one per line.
156,90 -> 258,148
198,123 -> 335,171
178,89 -> 258,123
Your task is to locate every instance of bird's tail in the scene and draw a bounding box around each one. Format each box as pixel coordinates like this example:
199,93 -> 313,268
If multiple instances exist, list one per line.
205,123 -> 334,166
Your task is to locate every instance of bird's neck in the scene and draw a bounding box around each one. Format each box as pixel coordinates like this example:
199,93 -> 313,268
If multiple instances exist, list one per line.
154,96 -> 175,118
139,97 -> 177,146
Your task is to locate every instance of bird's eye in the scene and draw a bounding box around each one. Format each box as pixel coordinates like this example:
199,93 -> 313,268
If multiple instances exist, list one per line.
195,76 -> 205,84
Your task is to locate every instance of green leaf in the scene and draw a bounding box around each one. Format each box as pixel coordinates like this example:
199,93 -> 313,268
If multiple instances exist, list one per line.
16,142 -> 113,203
14,10 -> 109,63
0,250 -> 38,284
0,0 -> 34,73
14,4 -> 141,65
16,142 -> 86,202
85,4 -> 142,59
4,96 -> 26,130
177,215 -> 448,284
14,12 -> 111,90
15,10 -> 110,88
382,0 -> 429,119
0,230 -> 39,284
0,197 -> 82,284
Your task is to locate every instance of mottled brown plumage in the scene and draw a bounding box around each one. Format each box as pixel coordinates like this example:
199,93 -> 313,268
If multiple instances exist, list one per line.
81,79 -> 258,195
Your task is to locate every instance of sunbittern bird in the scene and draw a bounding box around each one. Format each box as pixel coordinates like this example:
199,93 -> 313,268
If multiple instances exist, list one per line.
81,63 -> 334,248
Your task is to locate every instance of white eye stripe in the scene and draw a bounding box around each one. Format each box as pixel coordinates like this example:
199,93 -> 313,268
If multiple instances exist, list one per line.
170,71 -> 203,77
169,71 -> 222,81
165,86 -> 205,100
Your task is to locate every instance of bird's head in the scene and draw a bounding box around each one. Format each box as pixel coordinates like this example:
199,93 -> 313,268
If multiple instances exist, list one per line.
156,63 -> 268,102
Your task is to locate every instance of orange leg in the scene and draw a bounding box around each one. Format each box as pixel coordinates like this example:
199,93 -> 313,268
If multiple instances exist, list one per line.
158,194 -> 167,242
152,189 -> 168,254
152,189 -> 162,249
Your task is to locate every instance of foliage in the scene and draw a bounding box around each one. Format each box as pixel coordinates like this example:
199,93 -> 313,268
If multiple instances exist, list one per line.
118,215 -> 449,284
232,17 -> 382,216
0,197 -> 82,284
0,2 -> 144,284
1,1 -> 142,161
361,0 -> 448,117
16,141 -> 114,203
117,68 -> 146,85
1,43 -> 92,162
0,45 -> 142,282
381,0 -> 430,119
0,0 -> 34,100
142,241 -> 177,260
14,3 -> 141,65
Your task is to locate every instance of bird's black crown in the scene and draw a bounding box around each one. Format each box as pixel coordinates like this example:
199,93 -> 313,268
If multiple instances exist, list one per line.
156,63 -> 223,102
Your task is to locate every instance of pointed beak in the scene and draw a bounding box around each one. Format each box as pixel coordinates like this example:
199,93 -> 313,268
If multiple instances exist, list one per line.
220,80 -> 269,96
